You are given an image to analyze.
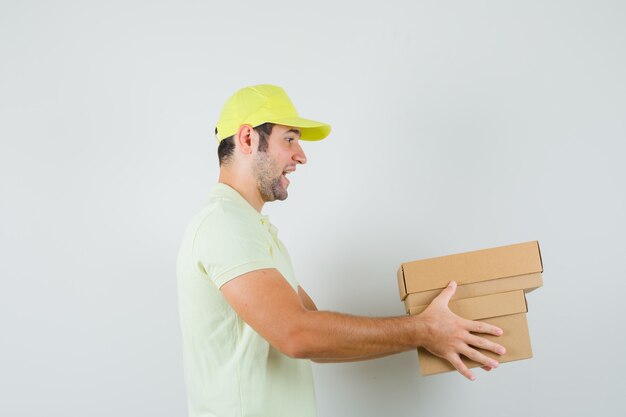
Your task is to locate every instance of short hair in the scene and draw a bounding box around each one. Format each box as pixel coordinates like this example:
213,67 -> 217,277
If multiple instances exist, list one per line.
217,123 -> 274,166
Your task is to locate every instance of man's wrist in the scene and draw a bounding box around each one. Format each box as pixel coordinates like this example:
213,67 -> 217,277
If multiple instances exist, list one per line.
407,313 -> 430,348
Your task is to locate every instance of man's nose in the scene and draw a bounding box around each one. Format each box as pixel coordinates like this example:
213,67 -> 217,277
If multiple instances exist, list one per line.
293,143 -> 307,165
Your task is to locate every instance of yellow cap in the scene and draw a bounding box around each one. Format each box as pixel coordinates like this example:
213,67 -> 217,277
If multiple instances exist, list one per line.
215,84 -> 331,142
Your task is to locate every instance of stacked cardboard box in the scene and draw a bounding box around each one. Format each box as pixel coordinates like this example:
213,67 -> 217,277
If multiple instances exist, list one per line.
397,241 -> 543,376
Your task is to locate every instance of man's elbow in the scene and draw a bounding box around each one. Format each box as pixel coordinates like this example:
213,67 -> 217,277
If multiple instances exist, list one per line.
282,344 -> 309,359
277,326 -> 315,359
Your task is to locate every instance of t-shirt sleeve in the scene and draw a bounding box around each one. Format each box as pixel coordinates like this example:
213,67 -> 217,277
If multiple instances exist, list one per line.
192,205 -> 276,289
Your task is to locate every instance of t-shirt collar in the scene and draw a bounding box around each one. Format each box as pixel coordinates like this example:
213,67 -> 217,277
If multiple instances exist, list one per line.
211,183 -> 277,237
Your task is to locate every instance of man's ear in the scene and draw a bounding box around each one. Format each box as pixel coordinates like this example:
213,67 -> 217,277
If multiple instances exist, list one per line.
235,125 -> 256,155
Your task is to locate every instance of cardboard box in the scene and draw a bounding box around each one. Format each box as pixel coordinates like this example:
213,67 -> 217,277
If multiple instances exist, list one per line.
396,241 -> 542,376
397,241 -> 543,301
404,272 -> 542,313
411,290 -> 532,376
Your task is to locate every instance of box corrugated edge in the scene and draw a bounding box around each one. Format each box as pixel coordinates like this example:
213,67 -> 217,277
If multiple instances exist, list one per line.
397,265 -> 408,300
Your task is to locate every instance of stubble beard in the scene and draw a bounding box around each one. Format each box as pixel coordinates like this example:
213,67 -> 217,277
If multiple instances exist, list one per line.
253,151 -> 288,202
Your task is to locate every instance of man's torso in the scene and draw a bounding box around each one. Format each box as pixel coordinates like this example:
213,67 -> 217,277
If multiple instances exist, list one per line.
177,183 -> 316,417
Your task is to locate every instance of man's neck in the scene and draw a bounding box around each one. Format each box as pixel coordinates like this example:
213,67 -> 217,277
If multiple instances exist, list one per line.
218,170 -> 264,213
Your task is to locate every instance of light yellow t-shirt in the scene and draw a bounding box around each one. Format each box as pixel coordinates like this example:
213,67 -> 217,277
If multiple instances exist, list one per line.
177,183 -> 316,417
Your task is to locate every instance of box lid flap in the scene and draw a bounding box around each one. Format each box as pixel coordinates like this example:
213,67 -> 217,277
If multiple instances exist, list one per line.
409,290 -> 528,320
400,241 -> 542,295
403,272 -> 543,312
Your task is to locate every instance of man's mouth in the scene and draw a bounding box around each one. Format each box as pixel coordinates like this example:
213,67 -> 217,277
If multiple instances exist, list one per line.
281,168 -> 295,186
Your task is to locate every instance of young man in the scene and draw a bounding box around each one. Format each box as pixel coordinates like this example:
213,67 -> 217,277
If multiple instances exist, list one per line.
177,84 -> 505,417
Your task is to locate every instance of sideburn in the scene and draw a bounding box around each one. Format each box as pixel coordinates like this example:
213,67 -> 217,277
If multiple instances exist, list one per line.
255,123 -> 274,152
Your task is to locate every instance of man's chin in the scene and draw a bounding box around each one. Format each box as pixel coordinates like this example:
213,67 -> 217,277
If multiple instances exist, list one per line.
260,187 -> 288,202
273,189 -> 288,201
272,185 -> 288,201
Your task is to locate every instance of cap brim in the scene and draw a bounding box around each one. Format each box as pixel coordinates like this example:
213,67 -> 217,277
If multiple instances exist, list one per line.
266,117 -> 331,141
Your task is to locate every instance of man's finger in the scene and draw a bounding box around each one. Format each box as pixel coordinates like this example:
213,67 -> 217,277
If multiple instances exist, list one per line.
465,319 -> 503,337
447,353 -> 476,381
433,280 -> 457,306
466,334 -> 506,355
460,346 -> 499,369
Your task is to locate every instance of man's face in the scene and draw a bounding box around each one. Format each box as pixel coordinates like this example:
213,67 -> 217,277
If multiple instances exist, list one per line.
252,124 -> 307,202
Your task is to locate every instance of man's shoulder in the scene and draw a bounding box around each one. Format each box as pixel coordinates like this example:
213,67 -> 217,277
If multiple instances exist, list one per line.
188,198 -> 249,238
198,184 -> 259,222
180,184 -> 268,258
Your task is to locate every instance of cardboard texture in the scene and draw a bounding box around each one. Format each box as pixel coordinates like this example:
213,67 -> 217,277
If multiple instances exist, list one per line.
404,272 -> 543,313
396,241 -> 543,376
397,241 -> 543,300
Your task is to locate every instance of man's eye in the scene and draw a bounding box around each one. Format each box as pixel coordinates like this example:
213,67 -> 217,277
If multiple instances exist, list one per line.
286,137 -> 295,143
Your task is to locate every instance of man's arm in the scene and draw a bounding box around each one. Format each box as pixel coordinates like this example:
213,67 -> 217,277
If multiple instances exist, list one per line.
221,269 -> 504,380
297,285 -> 495,370
297,286 -> 405,363
297,286 -> 318,311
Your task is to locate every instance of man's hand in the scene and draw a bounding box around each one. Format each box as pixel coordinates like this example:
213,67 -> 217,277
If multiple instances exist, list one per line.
415,280 -> 506,381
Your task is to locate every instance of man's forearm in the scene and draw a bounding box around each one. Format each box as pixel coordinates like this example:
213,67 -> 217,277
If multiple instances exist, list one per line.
311,350 -> 405,363
282,310 -> 426,360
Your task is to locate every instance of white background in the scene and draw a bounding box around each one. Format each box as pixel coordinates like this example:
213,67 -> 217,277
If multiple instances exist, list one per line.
1,1 -> 625,416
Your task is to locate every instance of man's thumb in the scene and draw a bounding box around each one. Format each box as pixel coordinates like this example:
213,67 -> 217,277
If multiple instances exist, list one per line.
434,280 -> 457,305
